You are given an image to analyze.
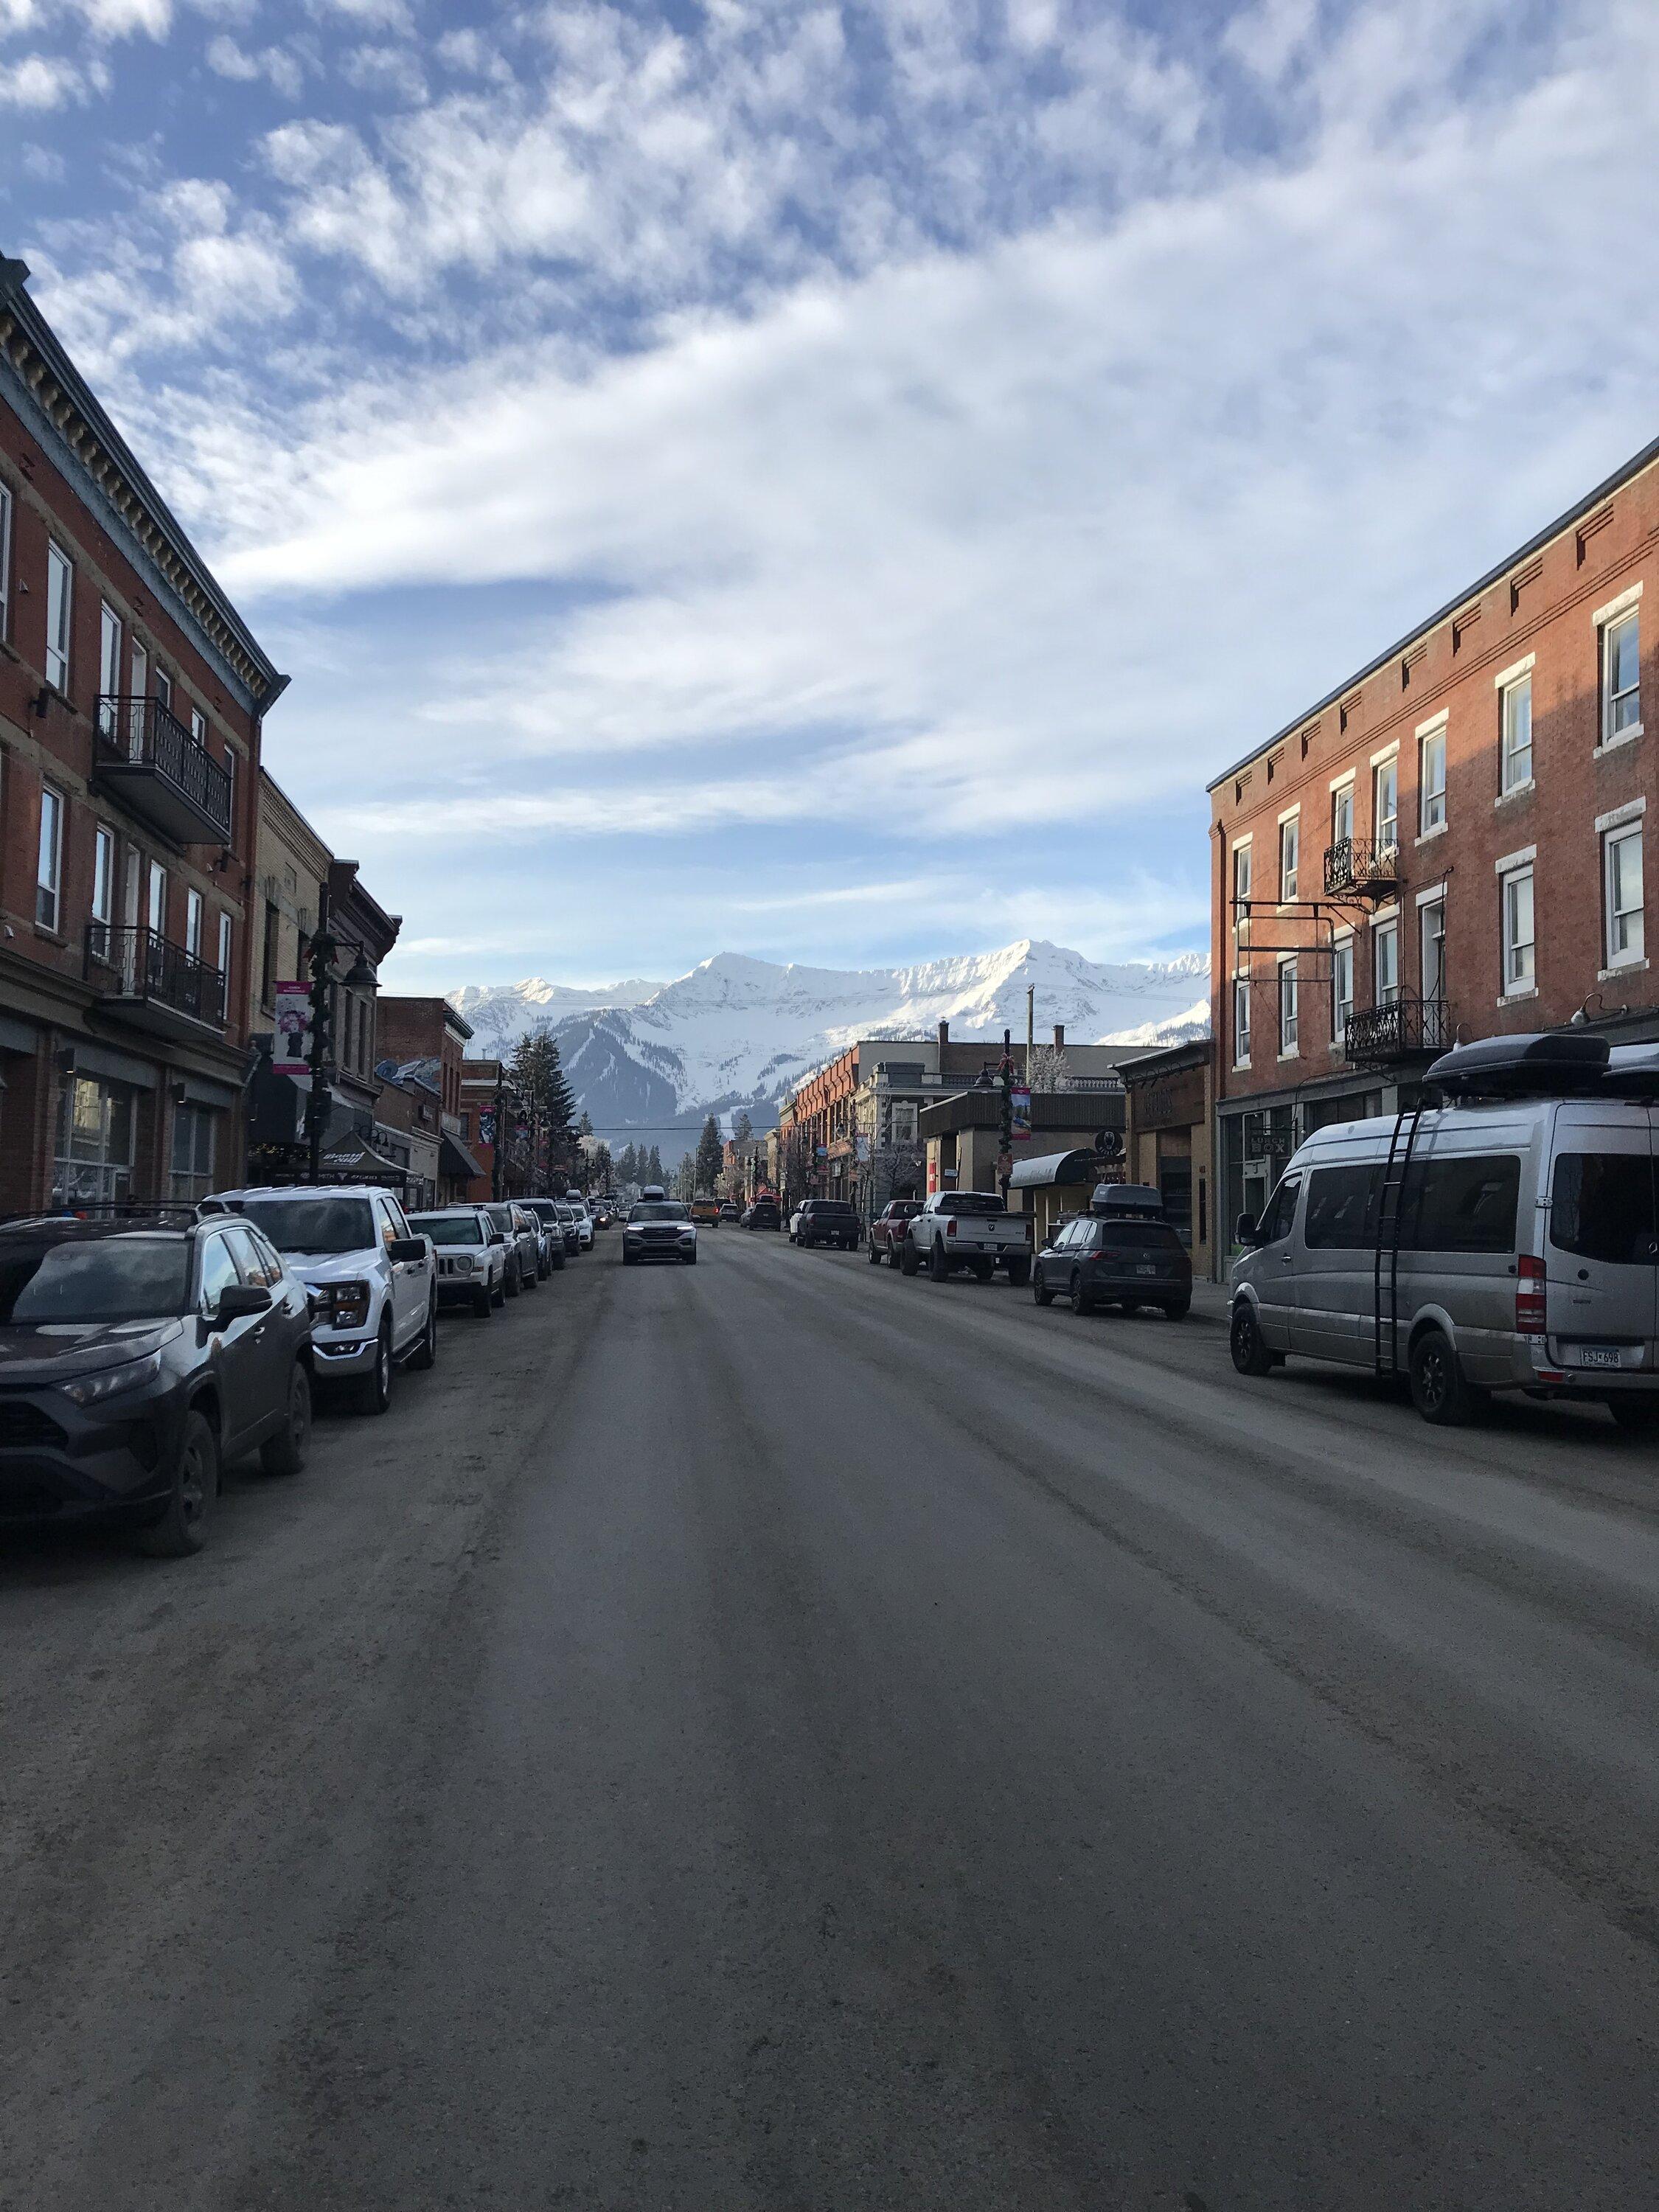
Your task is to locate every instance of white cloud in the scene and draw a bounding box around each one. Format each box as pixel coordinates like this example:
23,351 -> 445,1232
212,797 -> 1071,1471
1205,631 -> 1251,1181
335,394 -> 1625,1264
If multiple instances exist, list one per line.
0,52 -> 83,104
206,32 -> 305,97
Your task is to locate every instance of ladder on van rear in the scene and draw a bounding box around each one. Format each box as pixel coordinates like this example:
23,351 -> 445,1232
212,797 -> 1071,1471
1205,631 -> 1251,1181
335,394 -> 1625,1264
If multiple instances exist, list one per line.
1373,1099 -> 1427,1376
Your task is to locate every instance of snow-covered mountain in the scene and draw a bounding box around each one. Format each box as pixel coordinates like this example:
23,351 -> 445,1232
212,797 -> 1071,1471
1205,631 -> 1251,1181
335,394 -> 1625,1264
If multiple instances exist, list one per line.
448,939 -> 1210,1135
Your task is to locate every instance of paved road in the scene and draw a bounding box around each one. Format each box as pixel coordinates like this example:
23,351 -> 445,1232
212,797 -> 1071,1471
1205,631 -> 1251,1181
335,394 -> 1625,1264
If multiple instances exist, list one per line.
4,1227 -> 1658,2211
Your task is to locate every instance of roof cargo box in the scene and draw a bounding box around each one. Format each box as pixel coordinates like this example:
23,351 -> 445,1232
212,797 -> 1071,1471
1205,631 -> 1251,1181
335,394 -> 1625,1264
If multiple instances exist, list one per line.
1425,1030 -> 1608,1096
1090,1181 -> 1165,1216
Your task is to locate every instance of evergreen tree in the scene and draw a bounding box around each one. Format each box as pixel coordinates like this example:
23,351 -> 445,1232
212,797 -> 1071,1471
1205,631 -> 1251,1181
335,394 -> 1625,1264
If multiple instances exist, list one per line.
672,1155 -> 697,1200
616,1142 -> 639,1186
591,1141 -> 613,1189
695,1113 -> 723,1193
645,1144 -> 665,1186
732,1109 -> 753,1146
510,1029 -> 578,1133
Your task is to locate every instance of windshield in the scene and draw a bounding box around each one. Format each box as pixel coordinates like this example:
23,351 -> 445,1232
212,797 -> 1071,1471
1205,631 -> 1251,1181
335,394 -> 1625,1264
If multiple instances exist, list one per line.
524,1202 -> 559,1222
0,1236 -> 190,1324
630,1203 -> 689,1222
237,1197 -> 375,1255
937,1194 -> 1004,1215
483,1206 -> 516,1231
411,1215 -> 483,1248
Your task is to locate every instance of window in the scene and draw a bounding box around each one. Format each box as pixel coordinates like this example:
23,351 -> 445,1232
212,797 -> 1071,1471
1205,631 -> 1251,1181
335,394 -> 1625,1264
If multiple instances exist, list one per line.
52,1074 -> 136,1208
1232,841 -> 1252,914
147,859 -> 167,939
889,1101 -> 919,1145
1603,609 -> 1641,742
1232,974 -> 1251,1064
1278,958 -> 1298,1054
1256,1171 -> 1304,1246
218,911 -> 233,978
1304,1163 -> 1380,1249
1419,725 -> 1446,833
1501,866 -> 1534,992
99,602 -> 122,732
185,888 -> 204,959
1279,816 -> 1299,901
170,1102 -> 218,1202
155,667 -> 172,712
262,901 -> 280,1008
45,541 -> 72,693
1420,896 -> 1447,1004
36,785 -> 63,931
1331,780 -> 1354,846
91,824 -> 114,956
190,706 -> 206,745
0,477 -> 12,642
1374,917 -> 1399,1004
1500,675 -> 1532,791
1399,1152 -> 1520,1254
1374,756 -> 1398,849
198,1234 -> 240,1312
1604,824 -> 1644,967
1332,936 -> 1354,1043
1551,1153 -> 1657,1265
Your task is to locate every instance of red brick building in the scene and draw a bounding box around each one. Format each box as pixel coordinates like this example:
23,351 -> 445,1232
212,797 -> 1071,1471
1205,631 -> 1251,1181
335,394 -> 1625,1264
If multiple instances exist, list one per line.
0,256 -> 285,1214
1209,434 -> 1659,1253
377,995 -> 483,1201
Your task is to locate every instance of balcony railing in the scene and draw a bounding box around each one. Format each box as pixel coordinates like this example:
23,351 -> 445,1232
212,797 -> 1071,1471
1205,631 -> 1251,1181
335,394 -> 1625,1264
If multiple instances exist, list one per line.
87,925 -> 227,1034
1324,837 -> 1402,900
93,695 -> 232,846
1343,995 -> 1453,1064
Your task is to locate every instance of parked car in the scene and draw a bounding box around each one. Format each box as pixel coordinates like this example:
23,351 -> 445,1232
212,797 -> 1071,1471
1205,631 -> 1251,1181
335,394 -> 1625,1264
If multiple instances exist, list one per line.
481,1201 -> 541,1295
0,1210 -> 313,1555
868,1199 -> 923,1266
901,1192 -> 1031,1284
409,1206 -> 507,1316
690,1196 -> 722,1227
565,1197 -> 595,1250
622,1199 -> 698,1265
552,1202 -> 582,1257
520,1199 -> 569,1270
742,1198 -> 782,1231
793,1199 -> 860,1250
718,1200 -> 741,1223
217,1185 -> 437,1412
1229,1029 -> 1659,1429
1032,1188 -> 1191,1318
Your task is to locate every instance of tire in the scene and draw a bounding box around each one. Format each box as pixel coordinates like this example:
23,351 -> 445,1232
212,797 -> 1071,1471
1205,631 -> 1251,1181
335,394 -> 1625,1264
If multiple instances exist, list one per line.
491,1272 -> 506,1309
973,1258 -> 995,1283
928,1239 -> 949,1283
1068,1270 -> 1093,1316
349,1321 -> 393,1416
260,1363 -> 312,1476
900,1237 -> 919,1277
1006,1257 -> 1031,1287
622,1251 -> 636,1265
1163,1298 -> 1191,1321
1609,1396 -> 1659,1435
136,1409 -> 218,1558
887,1240 -> 903,1268
1408,1327 -> 1483,1426
549,1248 -> 566,1272
412,1295 -> 439,1370
685,1251 -> 698,1265
505,1261 -> 521,1298
868,1237 -> 881,1264
1230,1300 -> 1276,1377
1033,1267 -> 1054,1307
473,1285 -> 493,1318
524,1258 -> 539,1292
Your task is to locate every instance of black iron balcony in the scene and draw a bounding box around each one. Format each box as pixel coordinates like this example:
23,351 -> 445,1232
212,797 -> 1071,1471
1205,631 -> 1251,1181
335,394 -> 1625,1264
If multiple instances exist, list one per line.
1343,995 -> 1453,1064
86,925 -> 227,1039
1324,836 -> 1402,900
92,696 -> 232,846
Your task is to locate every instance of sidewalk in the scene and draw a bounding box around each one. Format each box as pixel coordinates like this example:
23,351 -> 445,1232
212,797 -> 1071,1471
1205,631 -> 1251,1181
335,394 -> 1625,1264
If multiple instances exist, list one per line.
1189,1276 -> 1231,1326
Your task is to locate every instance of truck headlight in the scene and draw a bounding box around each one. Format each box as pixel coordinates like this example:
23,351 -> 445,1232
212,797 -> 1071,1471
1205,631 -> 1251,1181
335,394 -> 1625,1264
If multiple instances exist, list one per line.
319,1280 -> 372,1329
59,1351 -> 162,1408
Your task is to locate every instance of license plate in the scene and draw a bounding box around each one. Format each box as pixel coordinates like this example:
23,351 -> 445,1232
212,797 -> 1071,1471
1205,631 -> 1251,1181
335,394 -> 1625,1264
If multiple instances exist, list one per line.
1135,1264 -> 1158,1277
1579,1346 -> 1621,1369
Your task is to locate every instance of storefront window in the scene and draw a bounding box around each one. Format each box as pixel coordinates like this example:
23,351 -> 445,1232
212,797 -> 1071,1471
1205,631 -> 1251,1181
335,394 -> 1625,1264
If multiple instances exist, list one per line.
170,1102 -> 217,1201
52,1075 -> 136,1208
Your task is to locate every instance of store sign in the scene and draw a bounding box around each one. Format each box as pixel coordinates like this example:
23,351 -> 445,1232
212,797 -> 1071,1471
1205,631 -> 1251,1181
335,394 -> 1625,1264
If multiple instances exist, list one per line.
273,982 -> 311,1076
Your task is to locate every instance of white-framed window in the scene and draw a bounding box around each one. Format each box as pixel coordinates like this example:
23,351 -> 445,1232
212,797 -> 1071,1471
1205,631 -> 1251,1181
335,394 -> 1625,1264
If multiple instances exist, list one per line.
36,785 -> 63,931
1420,895 -> 1447,1004
1278,958 -> 1298,1054
1332,936 -> 1354,1043
217,911 -> 233,977
91,824 -> 114,956
155,666 -> 172,713
1232,840 -> 1252,946
1603,609 -> 1641,743
1419,725 -> 1447,832
190,706 -> 207,745
1500,674 -> 1532,791
128,641 -> 148,758
0,476 -> 13,644
1330,779 -> 1354,847
52,1074 -> 136,1208
1279,815 -> 1299,901
147,858 -> 167,939
1501,866 -> 1535,992
1374,756 -> 1398,849
1374,917 -> 1400,1004
1232,973 -> 1251,1065
98,602 -> 122,733
169,1101 -> 217,1203
1604,824 -> 1644,967
223,742 -> 237,844
45,541 -> 72,693
185,886 -> 204,959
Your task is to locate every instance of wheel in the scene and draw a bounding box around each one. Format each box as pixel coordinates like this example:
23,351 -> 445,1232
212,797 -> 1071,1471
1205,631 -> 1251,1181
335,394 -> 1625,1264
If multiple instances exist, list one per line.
260,1363 -> 312,1476
1006,1256 -> 1031,1287
136,1409 -> 218,1558
900,1237 -> 919,1277
473,1285 -> 493,1318
349,1321 -> 393,1415
524,1259 -> 539,1292
1162,1298 -> 1191,1321
1033,1267 -> 1054,1307
622,1251 -> 636,1265
973,1258 -> 995,1283
491,1272 -> 506,1308
1068,1270 -> 1093,1315
1408,1327 -> 1483,1426
549,1248 -> 566,1271
1230,1300 -> 1277,1377
1609,1397 -> 1659,1435
685,1251 -> 698,1265
888,1240 -> 903,1268
868,1238 -> 882,1263
928,1239 -> 949,1282
412,1295 -> 439,1369
505,1261 -> 521,1298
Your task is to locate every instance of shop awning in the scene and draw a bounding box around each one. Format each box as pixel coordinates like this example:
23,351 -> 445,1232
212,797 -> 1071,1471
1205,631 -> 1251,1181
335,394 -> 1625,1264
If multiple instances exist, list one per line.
440,1130 -> 484,1180
1007,1148 -> 1099,1191
319,1134 -> 407,1183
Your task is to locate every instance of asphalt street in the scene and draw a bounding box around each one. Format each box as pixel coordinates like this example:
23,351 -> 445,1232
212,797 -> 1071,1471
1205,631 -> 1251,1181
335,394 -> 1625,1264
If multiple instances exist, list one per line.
3,1224 -> 1658,2211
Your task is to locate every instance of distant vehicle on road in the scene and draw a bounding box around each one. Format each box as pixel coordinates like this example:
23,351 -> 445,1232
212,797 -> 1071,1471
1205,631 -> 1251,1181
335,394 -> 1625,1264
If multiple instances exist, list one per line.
690,1195 -> 722,1226
793,1200 -> 860,1250
901,1192 -> 1031,1284
218,1184 -> 438,1412
718,1201 -> 741,1223
742,1199 -> 781,1231
563,1195 -> 595,1250
0,1210 -> 313,1555
639,1184 -> 667,1202
1033,1189 -> 1190,1318
551,1202 -> 582,1256
481,1203 -> 541,1295
623,1199 -> 698,1265
520,1199 -> 571,1270
868,1199 -> 923,1266
410,1206 -> 507,1316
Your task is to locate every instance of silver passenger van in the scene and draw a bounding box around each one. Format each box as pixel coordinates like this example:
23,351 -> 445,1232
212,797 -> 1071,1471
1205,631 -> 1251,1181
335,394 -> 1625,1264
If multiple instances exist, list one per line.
1228,1031 -> 1659,1429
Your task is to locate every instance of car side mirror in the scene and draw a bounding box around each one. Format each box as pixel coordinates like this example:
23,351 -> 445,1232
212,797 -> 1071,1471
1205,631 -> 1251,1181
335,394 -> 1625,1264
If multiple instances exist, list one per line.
1236,1213 -> 1261,1247
215,1282 -> 271,1322
389,1237 -> 427,1264
490,1231 -> 506,1246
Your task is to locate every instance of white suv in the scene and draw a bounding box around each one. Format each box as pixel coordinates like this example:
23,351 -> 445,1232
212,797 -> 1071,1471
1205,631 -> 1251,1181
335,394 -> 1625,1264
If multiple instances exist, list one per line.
213,1185 -> 438,1413
408,1206 -> 507,1318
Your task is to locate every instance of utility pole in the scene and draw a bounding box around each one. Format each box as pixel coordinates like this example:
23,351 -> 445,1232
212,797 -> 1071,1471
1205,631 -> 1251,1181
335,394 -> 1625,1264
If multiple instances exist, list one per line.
998,1025 -> 1013,1206
490,1062 -> 506,1200
304,879 -> 337,1184
1026,984 -> 1034,1087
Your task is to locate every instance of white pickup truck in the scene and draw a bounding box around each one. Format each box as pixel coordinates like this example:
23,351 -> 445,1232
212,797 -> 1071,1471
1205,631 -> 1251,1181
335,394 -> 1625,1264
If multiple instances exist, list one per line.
900,1192 -> 1032,1285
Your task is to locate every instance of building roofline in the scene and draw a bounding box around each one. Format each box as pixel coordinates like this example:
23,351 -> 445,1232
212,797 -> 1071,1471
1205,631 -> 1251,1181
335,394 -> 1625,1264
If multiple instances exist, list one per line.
1206,430 -> 1659,797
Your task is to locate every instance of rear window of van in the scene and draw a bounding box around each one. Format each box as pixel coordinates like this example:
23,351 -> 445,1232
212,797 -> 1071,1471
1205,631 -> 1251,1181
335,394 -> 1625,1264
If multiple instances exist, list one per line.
1551,1153 -> 1656,1265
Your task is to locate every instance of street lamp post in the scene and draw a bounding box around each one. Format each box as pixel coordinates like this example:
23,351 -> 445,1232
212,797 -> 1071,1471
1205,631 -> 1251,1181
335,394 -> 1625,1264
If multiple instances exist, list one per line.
304,882 -> 339,1185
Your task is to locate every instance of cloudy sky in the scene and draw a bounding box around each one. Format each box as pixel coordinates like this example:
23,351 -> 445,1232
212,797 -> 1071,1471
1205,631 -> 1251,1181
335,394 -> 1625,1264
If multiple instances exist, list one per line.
4,0 -> 1658,992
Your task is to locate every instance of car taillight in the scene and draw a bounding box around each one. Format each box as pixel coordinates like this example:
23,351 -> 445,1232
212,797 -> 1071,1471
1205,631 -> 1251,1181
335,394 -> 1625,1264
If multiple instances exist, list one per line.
1516,1253 -> 1547,1337
946,1217 -> 957,1237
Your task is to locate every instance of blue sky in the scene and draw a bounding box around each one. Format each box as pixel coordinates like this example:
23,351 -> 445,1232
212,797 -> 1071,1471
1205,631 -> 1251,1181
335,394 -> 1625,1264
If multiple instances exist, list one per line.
4,0 -> 1659,992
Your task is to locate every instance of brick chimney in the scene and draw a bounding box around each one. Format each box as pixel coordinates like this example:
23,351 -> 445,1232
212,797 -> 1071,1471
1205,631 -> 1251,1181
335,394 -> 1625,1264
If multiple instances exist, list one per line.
937,1019 -> 949,1047
1053,1023 -> 1065,1048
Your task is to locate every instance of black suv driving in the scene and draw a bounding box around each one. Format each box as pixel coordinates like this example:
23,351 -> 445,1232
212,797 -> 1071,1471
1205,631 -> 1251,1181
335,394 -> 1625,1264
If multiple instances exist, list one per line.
0,1212 -> 313,1556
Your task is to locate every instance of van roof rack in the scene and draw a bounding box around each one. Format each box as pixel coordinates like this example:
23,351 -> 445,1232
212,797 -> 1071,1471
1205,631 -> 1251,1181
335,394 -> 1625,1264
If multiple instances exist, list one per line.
1425,1030 -> 1609,1097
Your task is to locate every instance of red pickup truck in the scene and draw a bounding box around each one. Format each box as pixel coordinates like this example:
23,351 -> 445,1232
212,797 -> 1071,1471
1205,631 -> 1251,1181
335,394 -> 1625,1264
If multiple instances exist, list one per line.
868,1200 -> 924,1266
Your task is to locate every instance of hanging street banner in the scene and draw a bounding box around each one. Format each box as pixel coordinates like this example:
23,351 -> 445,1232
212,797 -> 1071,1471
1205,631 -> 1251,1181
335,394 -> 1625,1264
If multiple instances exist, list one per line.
479,1111 -> 498,1147
273,982 -> 312,1076
1010,1085 -> 1032,1140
